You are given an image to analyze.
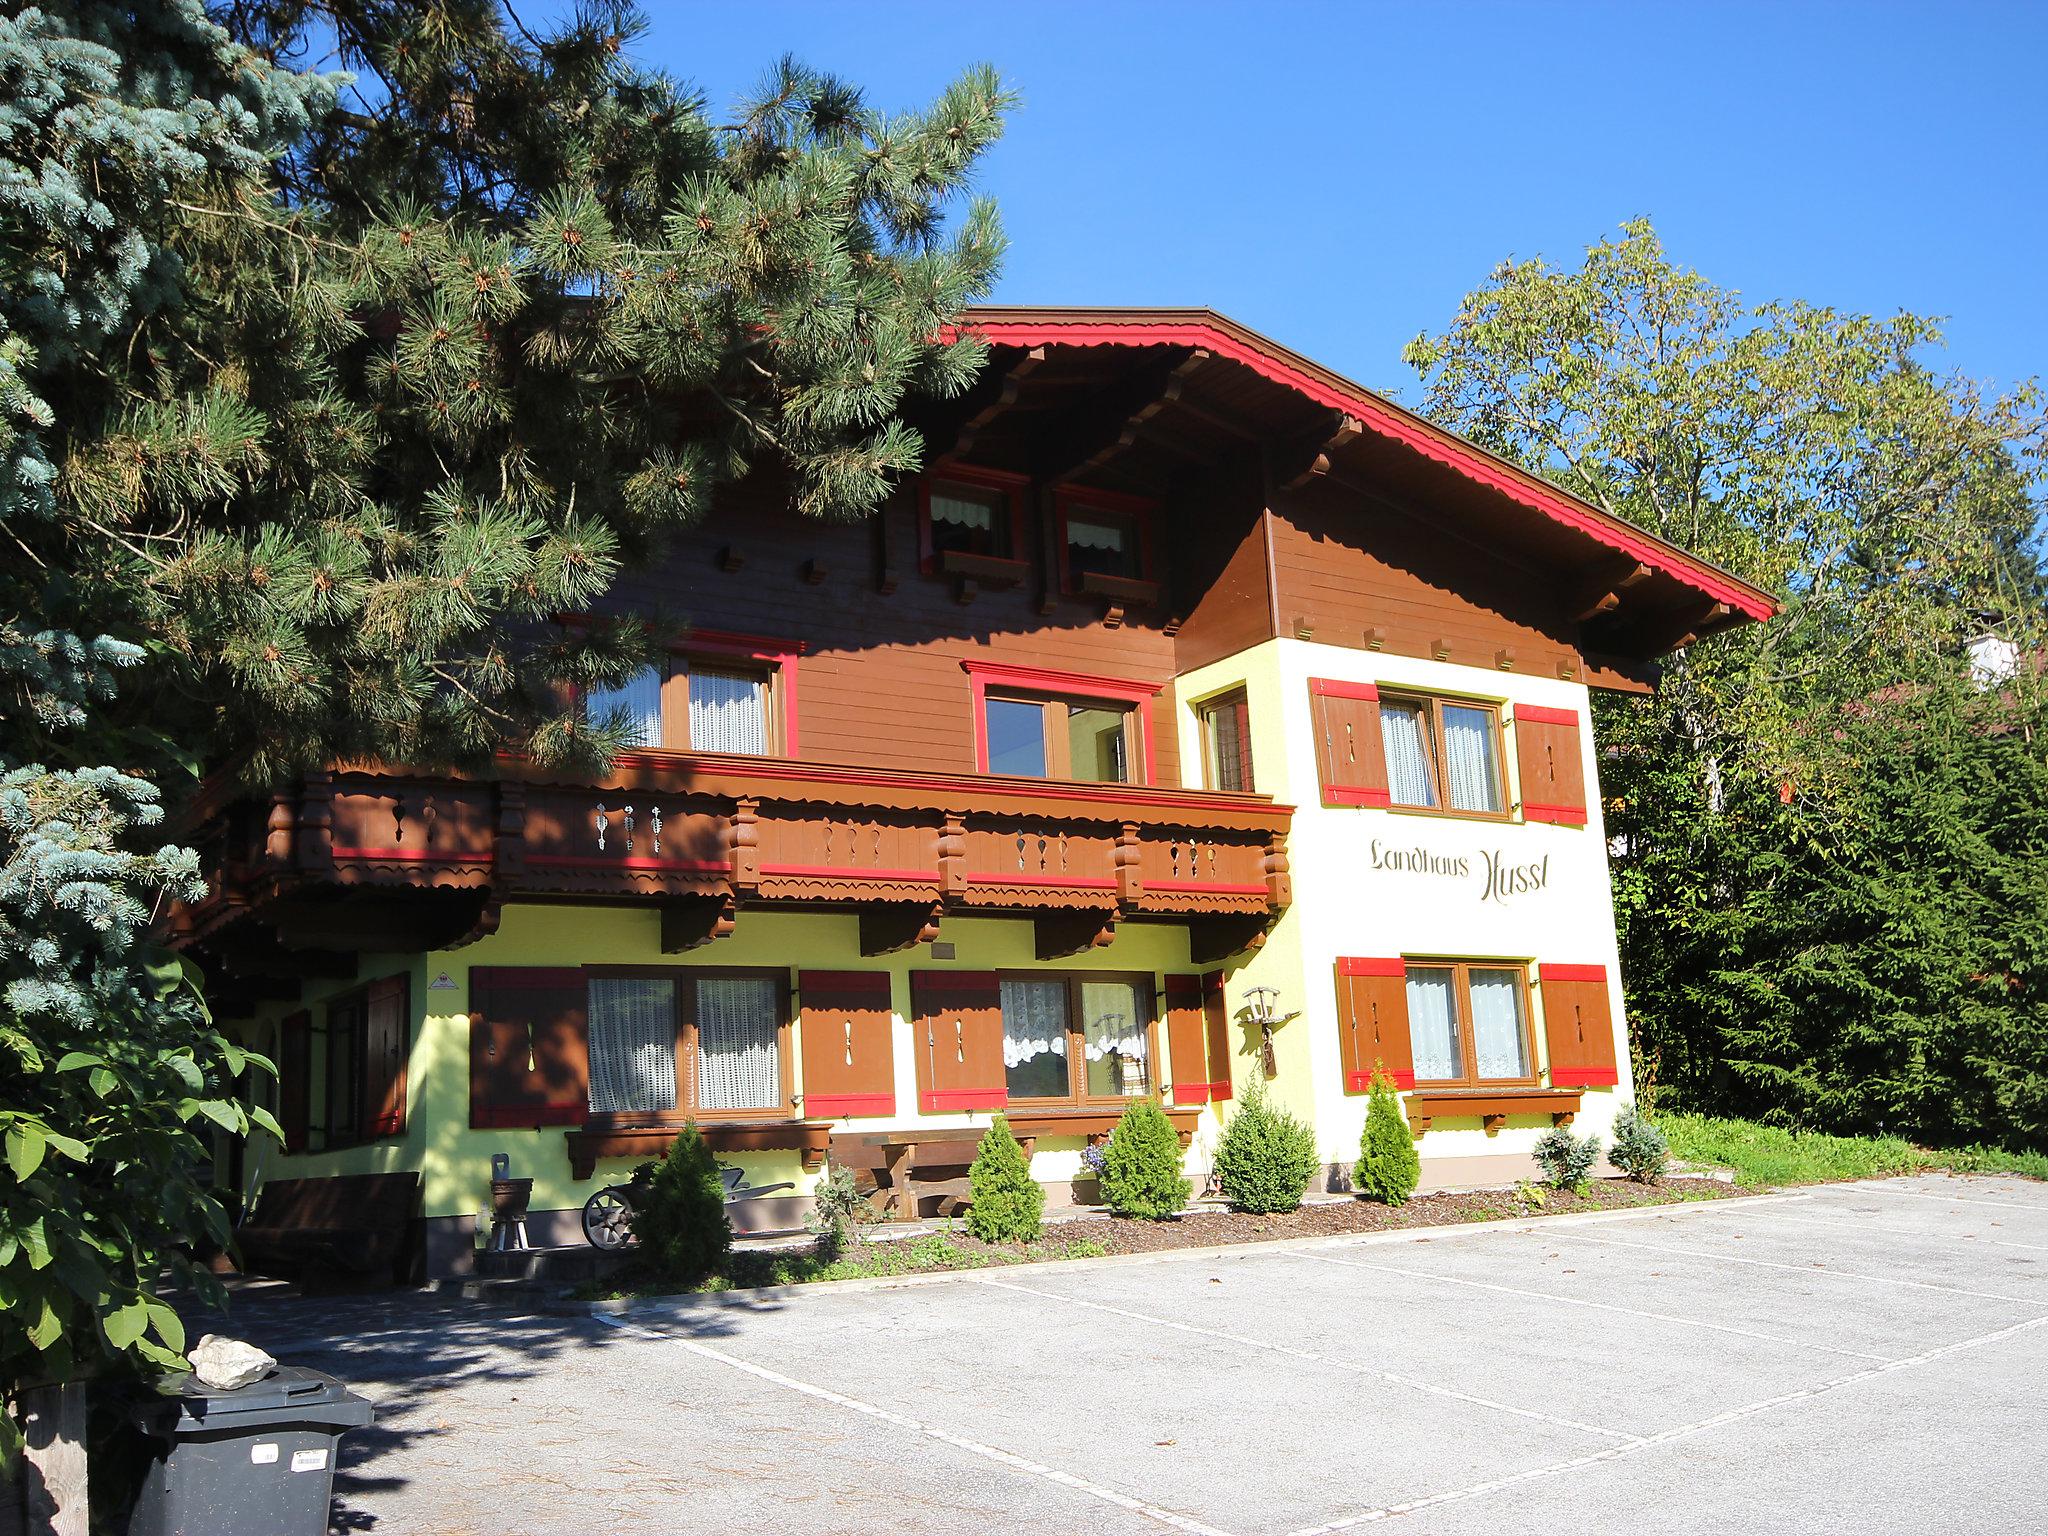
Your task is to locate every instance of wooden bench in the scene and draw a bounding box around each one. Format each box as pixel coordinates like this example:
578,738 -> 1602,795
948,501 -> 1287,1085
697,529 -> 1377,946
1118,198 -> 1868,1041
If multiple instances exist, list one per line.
237,1172 -> 421,1280
835,1132 -> 1024,1222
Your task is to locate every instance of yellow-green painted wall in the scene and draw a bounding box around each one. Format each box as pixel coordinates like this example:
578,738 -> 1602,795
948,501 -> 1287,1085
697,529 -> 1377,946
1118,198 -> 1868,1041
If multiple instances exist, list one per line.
241,903 -> 1237,1227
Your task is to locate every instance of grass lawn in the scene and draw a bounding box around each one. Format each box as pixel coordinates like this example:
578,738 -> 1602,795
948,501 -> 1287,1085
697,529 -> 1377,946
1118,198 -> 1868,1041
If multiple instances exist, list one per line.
1662,1113 -> 2048,1188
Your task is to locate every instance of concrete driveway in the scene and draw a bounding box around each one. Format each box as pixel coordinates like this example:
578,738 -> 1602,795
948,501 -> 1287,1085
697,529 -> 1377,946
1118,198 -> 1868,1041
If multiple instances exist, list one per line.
215,1173 -> 2048,1535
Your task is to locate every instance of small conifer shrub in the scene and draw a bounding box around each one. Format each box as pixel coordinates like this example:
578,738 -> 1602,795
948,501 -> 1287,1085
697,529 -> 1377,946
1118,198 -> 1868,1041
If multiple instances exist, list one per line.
634,1123 -> 732,1280
1101,1098 -> 1192,1219
1533,1125 -> 1602,1192
966,1114 -> 1045,1243
1353,1071 -> 1421,1206
1608,1107 -> 1670,1184
1213,1082 -> 1321,1214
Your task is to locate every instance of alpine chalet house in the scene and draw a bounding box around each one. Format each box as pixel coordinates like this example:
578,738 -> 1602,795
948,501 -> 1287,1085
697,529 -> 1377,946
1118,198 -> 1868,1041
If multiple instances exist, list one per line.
179,308 -> 1773,1277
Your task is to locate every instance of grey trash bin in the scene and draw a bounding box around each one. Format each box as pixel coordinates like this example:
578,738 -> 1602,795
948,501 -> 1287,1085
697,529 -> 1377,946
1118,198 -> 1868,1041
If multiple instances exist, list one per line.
125,1366 -> 374,1536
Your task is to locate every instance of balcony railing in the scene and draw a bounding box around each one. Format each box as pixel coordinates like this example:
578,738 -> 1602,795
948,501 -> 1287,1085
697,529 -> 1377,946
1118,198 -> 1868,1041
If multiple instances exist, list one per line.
180,751 -> 1292,956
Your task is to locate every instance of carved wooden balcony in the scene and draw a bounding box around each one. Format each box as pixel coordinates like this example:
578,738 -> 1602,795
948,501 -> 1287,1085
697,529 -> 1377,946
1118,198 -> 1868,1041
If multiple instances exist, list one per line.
177,752 -> 1292,968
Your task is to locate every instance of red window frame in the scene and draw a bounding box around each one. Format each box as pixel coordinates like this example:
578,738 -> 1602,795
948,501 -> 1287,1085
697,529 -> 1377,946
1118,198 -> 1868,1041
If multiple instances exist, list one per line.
1054,485 -> 1159,593
918,463 -> 1032,576
962,660 -> 1164,786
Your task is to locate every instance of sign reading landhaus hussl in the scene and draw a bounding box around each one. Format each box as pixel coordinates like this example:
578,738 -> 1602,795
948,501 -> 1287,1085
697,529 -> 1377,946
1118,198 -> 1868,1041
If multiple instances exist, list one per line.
1367,838 -> 1551,906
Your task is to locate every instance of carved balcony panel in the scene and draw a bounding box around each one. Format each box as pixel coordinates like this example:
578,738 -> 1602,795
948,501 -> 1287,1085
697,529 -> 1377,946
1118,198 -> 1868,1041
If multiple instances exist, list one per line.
176,753 -> 1292,957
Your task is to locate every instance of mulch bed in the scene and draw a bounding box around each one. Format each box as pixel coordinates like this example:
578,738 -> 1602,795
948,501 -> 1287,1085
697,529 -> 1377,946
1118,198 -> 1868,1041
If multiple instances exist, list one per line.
1057,1175 -> 1745,1257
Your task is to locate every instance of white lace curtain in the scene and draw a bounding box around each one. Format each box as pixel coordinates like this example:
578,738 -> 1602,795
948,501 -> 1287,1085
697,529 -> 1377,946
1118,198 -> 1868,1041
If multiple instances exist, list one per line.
930,490 -> 996,530
1380,702 -> 1439,808
1406,969 -> 1462,1080
588,978 -> 677,1114
1442,705 -> 1501,813
689,667 -> 769,755
1469,969 -> 1528,1079
1065,513 -> 1127,552
1000,978 -> 1069,1098
1081,981 -> 1150,1097
587,666 -> 663,749
696,977 -> 780,1111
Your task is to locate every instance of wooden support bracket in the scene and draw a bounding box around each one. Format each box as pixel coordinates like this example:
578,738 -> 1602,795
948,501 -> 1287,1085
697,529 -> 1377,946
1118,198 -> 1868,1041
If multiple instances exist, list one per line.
859,901 -> 943,957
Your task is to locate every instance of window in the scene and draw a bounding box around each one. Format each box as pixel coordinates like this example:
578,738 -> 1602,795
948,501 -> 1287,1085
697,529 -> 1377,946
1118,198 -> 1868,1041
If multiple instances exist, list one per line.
983,693 -> 1136,783
586,666 -> 664,748
998,974 -> 1154,1105
305,975 -> 408,1150
1380,693 -> 1505,815
585,969 -> 790,1120
1200,690 -> 1254,793
928,483 -> 1013,560
918,467 -> 1029,577
1055,488 -> 1158,594
578,634 -> 797,757
1405,962 -> 1534,1086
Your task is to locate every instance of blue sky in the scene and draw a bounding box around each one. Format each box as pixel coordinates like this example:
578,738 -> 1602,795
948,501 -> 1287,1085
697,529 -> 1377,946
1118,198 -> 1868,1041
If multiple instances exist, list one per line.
632,0 -> 2046,402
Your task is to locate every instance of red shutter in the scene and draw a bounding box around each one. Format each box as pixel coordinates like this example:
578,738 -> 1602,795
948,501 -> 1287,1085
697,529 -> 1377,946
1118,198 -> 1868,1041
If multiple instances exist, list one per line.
910,971 -> 1007,1113
1334,958 -> 1414,1091
1538,963 -> 1621,1087
468,967 -> 590,1128
799,970 -> 897,1118
1515,705 -> 1589,826
1309,679 -> 1391,807
1163,974 -> 1236,1104
278,1011 -> 311,1154
361,973 -> 410,1139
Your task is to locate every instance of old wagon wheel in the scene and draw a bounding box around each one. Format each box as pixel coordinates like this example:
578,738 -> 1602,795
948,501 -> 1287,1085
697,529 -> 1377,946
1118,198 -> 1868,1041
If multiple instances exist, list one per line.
581,1185 -> 636,1250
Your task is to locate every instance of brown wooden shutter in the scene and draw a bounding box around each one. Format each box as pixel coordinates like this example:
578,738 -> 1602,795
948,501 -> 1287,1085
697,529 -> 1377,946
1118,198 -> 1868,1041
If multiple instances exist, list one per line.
278,1011 -> 311,1154
468,967 -> 589,1128
1163,974 -> 1236,1104
1538,964 -> 1621,1086
799,971 -> 897,1118
1334,958 -> 1414,1091
1309,679 -> 1391,807
1203,972 -> 1235,1102
361,973 -> 410,1139
910,971 -> 1006,1113
1514,705 -> 1589,825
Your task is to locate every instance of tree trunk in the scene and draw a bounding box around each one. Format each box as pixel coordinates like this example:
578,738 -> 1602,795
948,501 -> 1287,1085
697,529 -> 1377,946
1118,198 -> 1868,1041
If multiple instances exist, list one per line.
2,1383 -> 88,1536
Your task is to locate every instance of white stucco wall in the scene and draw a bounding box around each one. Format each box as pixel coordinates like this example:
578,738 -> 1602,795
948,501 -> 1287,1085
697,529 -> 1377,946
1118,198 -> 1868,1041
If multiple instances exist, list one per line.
1175,638 -> 1634,1170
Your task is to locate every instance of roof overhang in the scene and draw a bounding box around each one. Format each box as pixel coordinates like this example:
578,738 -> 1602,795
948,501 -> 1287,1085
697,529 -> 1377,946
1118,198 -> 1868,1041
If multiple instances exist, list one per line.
946,306 -> 1776,634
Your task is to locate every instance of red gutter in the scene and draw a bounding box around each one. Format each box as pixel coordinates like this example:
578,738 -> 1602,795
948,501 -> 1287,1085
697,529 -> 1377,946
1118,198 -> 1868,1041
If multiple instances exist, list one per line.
947,316 -> 1775,623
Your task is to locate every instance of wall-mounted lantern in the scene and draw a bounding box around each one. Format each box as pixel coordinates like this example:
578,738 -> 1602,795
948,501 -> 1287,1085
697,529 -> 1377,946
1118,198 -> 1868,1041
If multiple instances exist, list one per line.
1242,986 -> 1301,1079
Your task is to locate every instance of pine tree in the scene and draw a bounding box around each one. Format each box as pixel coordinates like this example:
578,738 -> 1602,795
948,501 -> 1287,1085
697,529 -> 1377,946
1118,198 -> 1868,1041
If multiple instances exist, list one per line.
1100,1099 -> 1191,1220
1354,1072 -> 1420,1206
965,1114 -> 1043,1243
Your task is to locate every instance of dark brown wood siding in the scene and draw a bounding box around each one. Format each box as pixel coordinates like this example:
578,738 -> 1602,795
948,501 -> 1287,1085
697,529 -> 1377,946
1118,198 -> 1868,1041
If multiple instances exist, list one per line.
1268,481 -> 1585,680
607,479 -> 1200,786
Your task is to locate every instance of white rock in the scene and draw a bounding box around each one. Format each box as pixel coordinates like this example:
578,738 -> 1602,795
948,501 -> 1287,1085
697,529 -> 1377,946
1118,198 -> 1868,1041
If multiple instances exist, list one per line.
189,1334 -> 276,1391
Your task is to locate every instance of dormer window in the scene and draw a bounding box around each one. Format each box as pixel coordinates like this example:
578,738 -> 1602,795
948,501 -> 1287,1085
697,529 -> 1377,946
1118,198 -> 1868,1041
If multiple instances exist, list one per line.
1055,487 -> 1159,602
918,465 -> 1031,583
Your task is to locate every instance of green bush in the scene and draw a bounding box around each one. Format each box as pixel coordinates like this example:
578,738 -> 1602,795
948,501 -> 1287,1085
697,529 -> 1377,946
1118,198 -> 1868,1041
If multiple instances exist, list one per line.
1213,1082 -> 1321,1214
1608,1107 -> 1670,1184
966,1114 -> 1045,1243
634,1123 -> 732,1280
1101,1098 -> 1192,1219
1353,1072 -> 1420,1206
806,1158 -> 876,1257
1533,1125 -> 1601,1192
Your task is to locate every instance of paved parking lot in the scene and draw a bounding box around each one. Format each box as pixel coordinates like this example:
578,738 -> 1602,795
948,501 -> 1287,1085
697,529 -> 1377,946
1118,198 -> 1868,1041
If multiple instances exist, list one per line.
220,1173 -> 2048,1534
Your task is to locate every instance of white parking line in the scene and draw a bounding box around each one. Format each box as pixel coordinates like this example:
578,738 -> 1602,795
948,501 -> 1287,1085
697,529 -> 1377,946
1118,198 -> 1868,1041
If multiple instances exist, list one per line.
1726,1199 -> 2048,1256
591,1313 -> 1238,1536
1283,1311 -> 2048,1534
972,1275 -> 1641,1444
1827,1183 -> 2048,1214
1553,1230 -> 2044,1306
1288,1251 -> 1897,1363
